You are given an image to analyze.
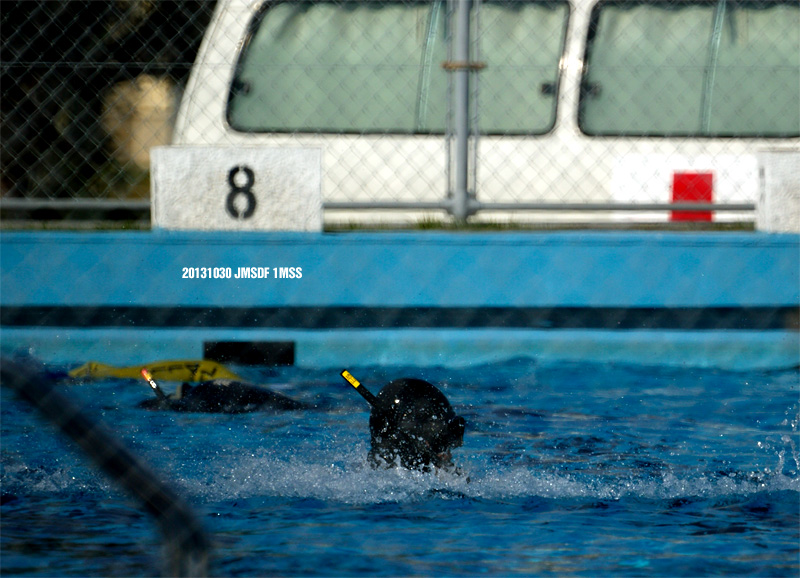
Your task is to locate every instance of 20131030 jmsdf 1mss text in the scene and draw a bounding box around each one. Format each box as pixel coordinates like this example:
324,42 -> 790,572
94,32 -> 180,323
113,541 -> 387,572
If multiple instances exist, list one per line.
181,267 -> 303,279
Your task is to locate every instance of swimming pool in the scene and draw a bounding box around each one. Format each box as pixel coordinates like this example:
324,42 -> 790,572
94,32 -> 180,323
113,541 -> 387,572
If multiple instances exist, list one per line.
1,357 -> 798,577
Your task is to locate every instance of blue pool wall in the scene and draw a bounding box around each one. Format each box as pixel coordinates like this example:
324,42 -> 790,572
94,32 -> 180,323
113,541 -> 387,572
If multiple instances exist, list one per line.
1,231 -> 798,370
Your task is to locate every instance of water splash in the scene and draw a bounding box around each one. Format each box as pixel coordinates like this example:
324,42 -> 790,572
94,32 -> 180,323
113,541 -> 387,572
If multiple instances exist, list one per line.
758,403 -> 800,478
168,442 -> 800,507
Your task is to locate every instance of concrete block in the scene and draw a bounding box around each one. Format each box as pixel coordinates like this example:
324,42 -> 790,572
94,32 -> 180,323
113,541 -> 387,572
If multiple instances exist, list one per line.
757,151 -> 800,233
151,146 -> 322,231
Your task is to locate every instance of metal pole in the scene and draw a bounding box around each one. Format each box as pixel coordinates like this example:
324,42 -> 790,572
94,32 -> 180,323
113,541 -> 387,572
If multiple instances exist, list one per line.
0,357 -> 210,577
452,0 -> 471,222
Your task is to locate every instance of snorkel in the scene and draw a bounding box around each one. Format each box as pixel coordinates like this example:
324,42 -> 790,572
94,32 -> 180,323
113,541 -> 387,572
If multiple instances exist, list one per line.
341,370 -> 379,407
341,370 -> 465,472
140,367 -> 168,401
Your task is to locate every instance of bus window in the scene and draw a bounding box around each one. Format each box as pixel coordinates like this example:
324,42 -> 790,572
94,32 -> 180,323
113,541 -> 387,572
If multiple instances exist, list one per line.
579,0 -> 800,137
227,0 -> 569,135
228,1 -> 449,134
478,1 -> 570,134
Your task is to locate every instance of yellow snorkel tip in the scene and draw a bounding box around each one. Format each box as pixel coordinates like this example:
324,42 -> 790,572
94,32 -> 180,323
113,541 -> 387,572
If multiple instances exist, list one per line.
140,367 -> 167,400
341,370 -> 378,407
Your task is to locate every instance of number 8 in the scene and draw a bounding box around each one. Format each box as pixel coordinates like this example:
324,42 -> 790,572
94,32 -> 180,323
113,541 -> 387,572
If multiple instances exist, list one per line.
226,166 -> 257,219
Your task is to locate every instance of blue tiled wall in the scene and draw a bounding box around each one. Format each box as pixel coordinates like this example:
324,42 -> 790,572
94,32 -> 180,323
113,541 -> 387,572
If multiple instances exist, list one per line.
2,231 -> 798,369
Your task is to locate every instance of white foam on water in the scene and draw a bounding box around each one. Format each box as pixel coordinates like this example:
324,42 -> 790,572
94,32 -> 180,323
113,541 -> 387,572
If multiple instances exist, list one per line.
172,442 -> 800,506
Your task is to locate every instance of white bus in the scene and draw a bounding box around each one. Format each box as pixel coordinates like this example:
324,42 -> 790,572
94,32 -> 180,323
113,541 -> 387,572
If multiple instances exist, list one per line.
172,0 -> 800,226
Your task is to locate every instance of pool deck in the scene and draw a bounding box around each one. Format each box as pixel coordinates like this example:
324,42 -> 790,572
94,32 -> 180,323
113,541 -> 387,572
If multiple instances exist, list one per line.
1,231 -> 798,370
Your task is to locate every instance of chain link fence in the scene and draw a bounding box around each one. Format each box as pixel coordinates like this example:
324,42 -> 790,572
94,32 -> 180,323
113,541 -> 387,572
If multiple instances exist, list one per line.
1,3 -> 797,572
1,0 -> 215,222
2,0 -> 799,226
1,228 -> 798,574
0,356 -> 211,577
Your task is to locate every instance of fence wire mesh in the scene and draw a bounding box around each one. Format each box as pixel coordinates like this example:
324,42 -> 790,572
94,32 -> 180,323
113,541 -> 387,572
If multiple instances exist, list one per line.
1,2 -> 797,572
1,231 -> 799,574
0,356 -> 211,577
1,0 -> 799,226
1,1 -> 215,214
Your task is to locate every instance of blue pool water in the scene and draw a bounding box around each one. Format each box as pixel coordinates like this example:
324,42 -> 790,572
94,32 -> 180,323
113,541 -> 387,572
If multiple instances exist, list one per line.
1,358 -> 798,577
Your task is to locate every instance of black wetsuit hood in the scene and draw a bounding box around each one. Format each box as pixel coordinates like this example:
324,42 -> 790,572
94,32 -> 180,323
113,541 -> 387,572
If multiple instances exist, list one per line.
138,379 -> 308,413
368,378 -> 465,471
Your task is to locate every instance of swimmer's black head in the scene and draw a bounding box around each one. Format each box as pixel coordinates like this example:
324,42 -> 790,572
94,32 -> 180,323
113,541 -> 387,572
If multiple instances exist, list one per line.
341,371 -> 465,472
369,378 -> 465,470
369,378 -> 465,471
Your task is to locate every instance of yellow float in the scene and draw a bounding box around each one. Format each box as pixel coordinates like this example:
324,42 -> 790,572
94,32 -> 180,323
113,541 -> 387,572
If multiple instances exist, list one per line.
68,360 -> 242,382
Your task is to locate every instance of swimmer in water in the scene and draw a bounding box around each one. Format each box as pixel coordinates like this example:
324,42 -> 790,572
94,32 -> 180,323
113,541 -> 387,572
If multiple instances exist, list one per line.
138,369 -> 308,413
341,371 -> 466,473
